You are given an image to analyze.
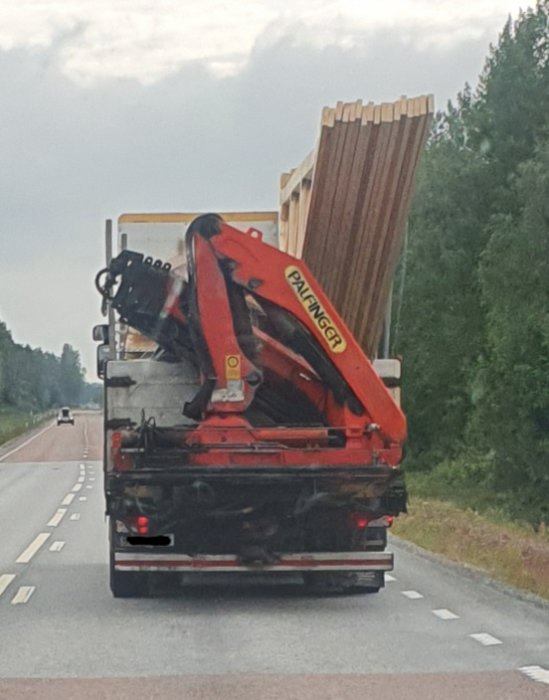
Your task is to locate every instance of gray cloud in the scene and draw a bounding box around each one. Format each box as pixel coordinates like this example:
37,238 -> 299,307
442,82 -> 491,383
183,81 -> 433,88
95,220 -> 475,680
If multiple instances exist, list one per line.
0,24 -> 501,374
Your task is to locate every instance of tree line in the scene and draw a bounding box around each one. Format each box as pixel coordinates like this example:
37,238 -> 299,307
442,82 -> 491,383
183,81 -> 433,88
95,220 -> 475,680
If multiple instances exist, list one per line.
0,321 -> 95,411
394,2 -> 549,524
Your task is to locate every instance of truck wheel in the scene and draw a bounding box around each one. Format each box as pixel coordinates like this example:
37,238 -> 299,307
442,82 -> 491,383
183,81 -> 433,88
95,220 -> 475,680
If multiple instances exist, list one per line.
110,567 -> 149,598
109,518 -> 149,598
303,572 -> 358,594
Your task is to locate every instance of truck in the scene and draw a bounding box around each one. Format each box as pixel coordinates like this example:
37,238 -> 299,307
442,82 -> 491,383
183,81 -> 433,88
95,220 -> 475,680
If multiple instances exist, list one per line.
94,212 -> 406,598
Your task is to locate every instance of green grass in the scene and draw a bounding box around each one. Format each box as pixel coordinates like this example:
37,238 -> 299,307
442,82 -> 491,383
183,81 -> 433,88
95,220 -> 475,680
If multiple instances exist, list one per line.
393,484 -> 549,600
0,410 -> 52,446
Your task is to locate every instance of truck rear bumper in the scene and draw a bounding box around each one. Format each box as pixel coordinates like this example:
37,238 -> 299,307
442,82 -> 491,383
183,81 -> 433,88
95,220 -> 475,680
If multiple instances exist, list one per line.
114,551 -> 394,573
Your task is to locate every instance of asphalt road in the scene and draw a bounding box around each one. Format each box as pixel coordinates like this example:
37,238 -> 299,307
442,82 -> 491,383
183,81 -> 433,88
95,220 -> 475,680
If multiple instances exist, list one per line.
0,412 -> 548,699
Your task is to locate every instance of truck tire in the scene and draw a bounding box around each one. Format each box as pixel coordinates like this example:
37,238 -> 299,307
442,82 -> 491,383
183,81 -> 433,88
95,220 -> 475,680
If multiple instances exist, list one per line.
110,566 -> 149,598
109,519 -> 149,598
303,570 -> 382,595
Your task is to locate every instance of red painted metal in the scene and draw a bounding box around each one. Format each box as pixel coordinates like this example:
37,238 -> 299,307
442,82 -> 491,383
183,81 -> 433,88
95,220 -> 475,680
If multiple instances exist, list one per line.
206,220 -> 406,445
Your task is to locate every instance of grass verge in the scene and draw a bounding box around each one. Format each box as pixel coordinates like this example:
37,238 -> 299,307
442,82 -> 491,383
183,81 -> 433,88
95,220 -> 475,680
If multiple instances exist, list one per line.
393,486 -> 549,600
0,411 -> 52,447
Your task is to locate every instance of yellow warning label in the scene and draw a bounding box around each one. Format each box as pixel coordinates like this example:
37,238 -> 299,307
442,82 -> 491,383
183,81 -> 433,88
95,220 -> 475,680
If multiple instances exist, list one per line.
285,266 -> 347,353
225,354 -> 241,380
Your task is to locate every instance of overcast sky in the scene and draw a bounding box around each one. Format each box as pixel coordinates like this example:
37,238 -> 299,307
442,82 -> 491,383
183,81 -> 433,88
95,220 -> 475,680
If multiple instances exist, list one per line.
0,0 -> 527,377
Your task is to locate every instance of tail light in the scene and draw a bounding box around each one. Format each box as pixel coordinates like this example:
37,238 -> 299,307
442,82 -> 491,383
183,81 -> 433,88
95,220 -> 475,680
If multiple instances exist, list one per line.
349,512 -> 369,529
136,515 -> 149,535
386,516 -> 394,528
111,431 -> 133,472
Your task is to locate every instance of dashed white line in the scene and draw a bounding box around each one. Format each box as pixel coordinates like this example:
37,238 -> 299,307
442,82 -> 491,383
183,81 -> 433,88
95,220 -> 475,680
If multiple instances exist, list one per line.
77,476 -> 85,483
470,633 -> 502,646
385,574 -> 396,582
16,533 -> 51,564
72,483 -> 83,492
86,485 -> 93,489
11,586 -> 35,604
402,590 -> 424,600
49,541 -> 65,552
0,422 -> 54,462
432,608 -> 459,620
47,508 -> 67,527
520,666 -> 549,684
78,496 -> 87,501
62,494 -> 75,506
70,513 -> 81,521
89,478 -> 96,482
0,574 -> 16,598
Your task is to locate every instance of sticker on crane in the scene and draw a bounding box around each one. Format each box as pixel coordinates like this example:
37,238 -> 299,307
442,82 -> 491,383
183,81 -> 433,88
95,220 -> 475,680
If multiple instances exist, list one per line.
285,266 -> 347,353
225,354 -> 241,380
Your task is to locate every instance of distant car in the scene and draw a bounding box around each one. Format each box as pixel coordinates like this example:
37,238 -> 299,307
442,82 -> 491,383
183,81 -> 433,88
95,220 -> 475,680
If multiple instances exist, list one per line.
57,407 -> 74,426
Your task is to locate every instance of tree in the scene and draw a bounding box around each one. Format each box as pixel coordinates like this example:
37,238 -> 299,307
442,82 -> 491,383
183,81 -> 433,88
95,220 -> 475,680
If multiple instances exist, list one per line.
59,344 -> 85,406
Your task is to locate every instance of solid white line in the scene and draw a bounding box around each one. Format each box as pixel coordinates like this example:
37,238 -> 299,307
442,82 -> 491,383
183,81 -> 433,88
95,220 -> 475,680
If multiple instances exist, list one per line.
71,483 -> 82,492
470,633 -> 502,646
47,508 -> 67,527
62,494 -> 75,506
432,608 -> 459,620
78,496 -> 87,501
520,666 -> 549,684
0,422 -> 54,462
49,541 -> 65,552
16,533 -> 51,563
402,590 -> 423,600
385,574 -> 396,582
70,513 -> 81,521
0,574 -> 16,597
11,586 -> 35,604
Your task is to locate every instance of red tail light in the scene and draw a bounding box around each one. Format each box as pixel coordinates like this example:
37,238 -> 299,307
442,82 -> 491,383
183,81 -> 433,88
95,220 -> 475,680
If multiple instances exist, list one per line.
350,512 -> 369,529
386,516 -> 394,528
136,515 -> 149,535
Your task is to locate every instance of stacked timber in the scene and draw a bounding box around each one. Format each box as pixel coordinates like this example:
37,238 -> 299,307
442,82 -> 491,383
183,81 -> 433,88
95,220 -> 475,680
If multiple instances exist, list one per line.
279,95 -> 434,357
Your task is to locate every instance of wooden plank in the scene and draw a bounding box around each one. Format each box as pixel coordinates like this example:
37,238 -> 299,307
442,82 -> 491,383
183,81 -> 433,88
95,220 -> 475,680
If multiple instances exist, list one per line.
279,150 -> 315,208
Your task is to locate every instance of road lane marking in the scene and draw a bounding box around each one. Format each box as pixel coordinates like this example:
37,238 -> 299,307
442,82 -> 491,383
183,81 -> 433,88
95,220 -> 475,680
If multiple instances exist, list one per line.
47,508 -> 67,527
11,586 -> 35,604
402,590 -> 423,599
16,533 -> 51,564
72,483 -> 83,492
0,422 -> 54,462
520,666 -> 549,684
89,477 -> 96,482
70,513 -> 81,521
77,476 -> 85,483
78,496 -> 87,501
385,574 -> 396,582
470,633 -> 502,646
62,494 -> 75,506
432,608 -> 459,620
79,463 -> 85,468
86,485 -> 93,489
0,574 -> 16,598
49,541 -> 65,552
